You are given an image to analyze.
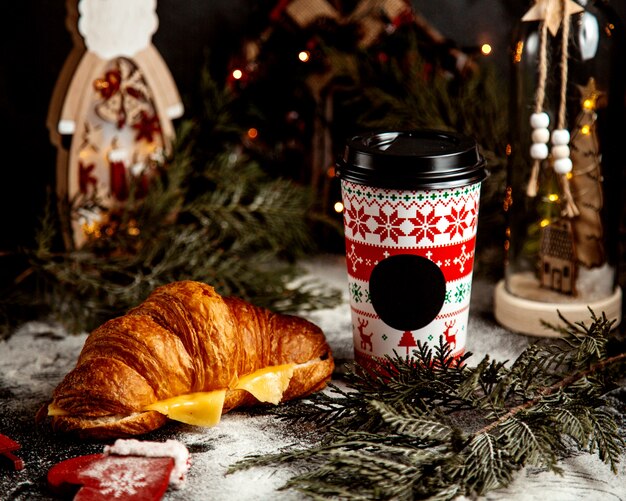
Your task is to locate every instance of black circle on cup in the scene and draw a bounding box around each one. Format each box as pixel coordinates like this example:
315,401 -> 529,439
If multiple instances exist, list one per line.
369,254 -> 446,332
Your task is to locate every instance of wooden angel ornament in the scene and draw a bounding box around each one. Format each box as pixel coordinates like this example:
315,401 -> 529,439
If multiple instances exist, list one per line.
48,0 -> 184,248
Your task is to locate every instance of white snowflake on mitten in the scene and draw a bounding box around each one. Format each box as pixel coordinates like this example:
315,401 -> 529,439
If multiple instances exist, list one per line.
100,469 -> 148,498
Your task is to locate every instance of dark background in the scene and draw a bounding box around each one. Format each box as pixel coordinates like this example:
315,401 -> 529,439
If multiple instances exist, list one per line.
1,0 -> 625,260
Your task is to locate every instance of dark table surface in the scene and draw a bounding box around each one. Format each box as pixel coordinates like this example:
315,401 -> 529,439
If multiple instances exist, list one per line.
1,255 -> 625,500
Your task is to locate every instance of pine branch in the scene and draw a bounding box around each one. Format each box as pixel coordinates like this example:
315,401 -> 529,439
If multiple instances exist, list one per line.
480,350 -> 626,437
7,72 -> 340,332
232,310 -> 626,499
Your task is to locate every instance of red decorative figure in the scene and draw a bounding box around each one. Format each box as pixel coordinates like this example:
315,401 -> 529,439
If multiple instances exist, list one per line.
443,320 -> 458,350
132,111 -> 162,143
357,318 -> 373,352
79,161 -> 98,195
0,433 -> 24,471
108,149 -> 129,201
398,330 -> 418,355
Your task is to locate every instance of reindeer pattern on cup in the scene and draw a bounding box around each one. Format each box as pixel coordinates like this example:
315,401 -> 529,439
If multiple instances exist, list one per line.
356,318 -> 374,352
442,320 -> 458,350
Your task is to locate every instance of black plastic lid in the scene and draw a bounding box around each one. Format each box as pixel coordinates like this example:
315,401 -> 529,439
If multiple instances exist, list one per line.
336,129 -> 488,189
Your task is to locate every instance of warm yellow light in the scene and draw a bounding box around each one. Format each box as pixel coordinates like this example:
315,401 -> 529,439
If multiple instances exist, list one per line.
128,226 -> 140,236
540,219 -> 550,228
481,44 -> 492,56
298,51 -> 310,62
513,41 -> 524,63
566,172 -> 573,180
581,124 -> 591,135
334,201 -> 344,213
232,69 -> 243,80
583,98 -> 595,110
548,193 -> 559,202
82,222 -> 101,239
247,127 -> 258,139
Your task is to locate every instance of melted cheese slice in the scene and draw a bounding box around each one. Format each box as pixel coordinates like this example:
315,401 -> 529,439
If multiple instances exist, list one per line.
232,363 -> 295,404
144,389 -> 227,427
47,403 -> 70,416
142,363 -> 296,427
50,363 -> 301,428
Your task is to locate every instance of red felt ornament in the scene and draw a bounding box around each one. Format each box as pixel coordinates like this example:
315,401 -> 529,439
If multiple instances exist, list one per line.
0,433 -> 24,471
48,454 -> 174,501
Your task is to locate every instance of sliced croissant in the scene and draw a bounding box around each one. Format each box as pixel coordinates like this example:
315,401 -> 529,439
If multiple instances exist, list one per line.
43,281 -> 334,439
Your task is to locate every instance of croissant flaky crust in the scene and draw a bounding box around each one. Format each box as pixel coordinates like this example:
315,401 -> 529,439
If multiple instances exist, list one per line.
45,281 -> 334,439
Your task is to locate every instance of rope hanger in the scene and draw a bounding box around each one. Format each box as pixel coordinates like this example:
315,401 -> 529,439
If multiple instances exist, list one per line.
524,0 -> 581,218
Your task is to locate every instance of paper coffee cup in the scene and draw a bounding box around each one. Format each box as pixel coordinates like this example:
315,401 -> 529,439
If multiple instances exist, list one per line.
336,130 -> 488,368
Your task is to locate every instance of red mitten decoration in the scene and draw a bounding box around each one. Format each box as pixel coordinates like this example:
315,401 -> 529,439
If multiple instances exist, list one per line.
48,454 -> 174,500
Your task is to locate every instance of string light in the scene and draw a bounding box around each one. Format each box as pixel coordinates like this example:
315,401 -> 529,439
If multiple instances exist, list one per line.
540,218 -> 550,228
481,43 -> 492,56
333,201 -> 344,213
298,51 -> 310,62
606,23 -> 614,37
326,165 -> 336,177
582,98 -> 595,111
247,127 -> 258,139
82,222 -> 101,239
581,124 -> 591,135
548,193 -> 559,202
127,220 -> 140,236
232,69 -> 243,80
513,41 -> 524,63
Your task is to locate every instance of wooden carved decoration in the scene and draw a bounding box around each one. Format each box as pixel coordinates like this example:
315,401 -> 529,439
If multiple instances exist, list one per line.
48,0 -> 184,248
539,219 -> 576,294
568,78 -> 605,268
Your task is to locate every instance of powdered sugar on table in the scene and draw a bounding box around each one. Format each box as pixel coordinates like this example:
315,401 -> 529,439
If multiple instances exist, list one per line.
2,257 -> 625,500
0,321 -> 323,500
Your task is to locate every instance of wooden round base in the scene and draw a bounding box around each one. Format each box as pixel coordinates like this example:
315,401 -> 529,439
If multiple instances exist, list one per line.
494,280 -> 622,337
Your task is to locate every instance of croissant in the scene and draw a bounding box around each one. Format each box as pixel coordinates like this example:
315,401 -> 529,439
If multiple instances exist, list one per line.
43,281 -> 334,439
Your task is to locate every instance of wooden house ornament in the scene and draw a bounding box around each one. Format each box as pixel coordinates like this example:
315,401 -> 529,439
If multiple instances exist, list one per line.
48,0 -> 183,248
539,219 -> 577,294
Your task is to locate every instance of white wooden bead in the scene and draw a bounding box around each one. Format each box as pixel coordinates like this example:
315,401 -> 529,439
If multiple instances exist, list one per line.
554,157 -> 573,174
530,142 -> 549,159
551,129 -> 570,145
531,127 -> 550,144
551,144 -> 570,159
530,112 -> 550,129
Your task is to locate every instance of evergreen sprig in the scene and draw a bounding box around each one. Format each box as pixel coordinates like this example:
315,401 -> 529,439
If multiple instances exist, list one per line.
6,76 -> 340,334
231,311 -> 626,499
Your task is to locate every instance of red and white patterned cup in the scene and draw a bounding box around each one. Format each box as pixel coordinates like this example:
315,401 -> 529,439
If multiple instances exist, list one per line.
337,130 -> 487,369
